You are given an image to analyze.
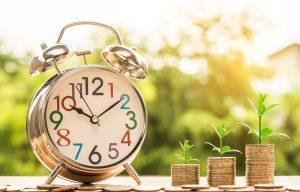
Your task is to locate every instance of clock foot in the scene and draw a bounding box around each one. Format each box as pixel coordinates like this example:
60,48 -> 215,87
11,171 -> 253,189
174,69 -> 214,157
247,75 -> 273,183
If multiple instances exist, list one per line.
123,163 -> 142,185
45,162 -> 64,184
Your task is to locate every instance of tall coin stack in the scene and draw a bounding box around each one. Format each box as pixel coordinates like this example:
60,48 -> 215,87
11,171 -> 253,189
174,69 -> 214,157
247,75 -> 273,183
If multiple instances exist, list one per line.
245,144 -> 275,185
171,164 -> 199,186
207,157 -> 236,186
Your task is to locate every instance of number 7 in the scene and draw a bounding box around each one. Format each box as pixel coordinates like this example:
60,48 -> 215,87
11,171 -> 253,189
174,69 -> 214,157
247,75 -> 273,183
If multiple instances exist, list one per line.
73,143 -> 83,160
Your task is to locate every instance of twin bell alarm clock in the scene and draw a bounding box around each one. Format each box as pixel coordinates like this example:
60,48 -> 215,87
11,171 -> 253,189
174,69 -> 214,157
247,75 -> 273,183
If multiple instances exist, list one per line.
27,21 -> 148,184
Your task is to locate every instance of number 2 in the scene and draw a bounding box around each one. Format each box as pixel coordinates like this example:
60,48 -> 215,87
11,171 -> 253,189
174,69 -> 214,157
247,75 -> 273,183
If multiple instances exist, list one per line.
120,94 -> 130,109
73,143 -> 83,160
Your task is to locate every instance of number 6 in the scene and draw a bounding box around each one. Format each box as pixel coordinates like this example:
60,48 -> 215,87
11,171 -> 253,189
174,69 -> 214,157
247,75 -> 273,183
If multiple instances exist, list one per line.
88,145 -> 102,165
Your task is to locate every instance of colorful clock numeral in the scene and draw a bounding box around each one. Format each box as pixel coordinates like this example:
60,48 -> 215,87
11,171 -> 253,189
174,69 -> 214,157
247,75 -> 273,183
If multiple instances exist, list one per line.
89,145 -> 102,165
50,111 -> 63,130
108,143 -> 119,159
69,83 -> 83,98
120,94 -> 130,109
73,143 -> 83,160
108,83 -> 114,98
121,130 -> 132,146
126,111 -> 137,130
54,95 -> 76,111
56,129 -> 71,146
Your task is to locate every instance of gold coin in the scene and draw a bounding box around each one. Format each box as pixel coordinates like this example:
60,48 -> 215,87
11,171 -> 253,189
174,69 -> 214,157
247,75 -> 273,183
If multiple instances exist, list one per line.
6,186 -> 25,192
52,184 -> 80,192
133,185 -> 162,192
79,184 -> 106,191
164,187 -> 191,192
196,187 -> 224,192
20,188 -> 49,192
0,186 -> 7,192
254,184 -> 284,189
218,186 -> 246,190
181,185 -> 210,190
104,185 -> 132,192
37,184 -> 64,190
255,188 -> 285,192
286,185 -> 300,191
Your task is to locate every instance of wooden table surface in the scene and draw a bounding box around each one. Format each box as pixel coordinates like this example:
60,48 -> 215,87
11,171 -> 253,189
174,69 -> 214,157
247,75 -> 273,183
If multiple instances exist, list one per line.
0,176 -> 299,187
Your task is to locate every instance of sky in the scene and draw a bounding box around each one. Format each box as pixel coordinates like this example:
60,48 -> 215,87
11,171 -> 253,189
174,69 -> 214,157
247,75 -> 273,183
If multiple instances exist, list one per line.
0,0 -> 299,62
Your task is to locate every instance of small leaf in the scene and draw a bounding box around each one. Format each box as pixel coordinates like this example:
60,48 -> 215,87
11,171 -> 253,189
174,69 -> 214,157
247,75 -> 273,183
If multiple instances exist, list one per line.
176,154 -> 185,162
179,141 -> 185,151
265,104 -> 278,113
260,128 -> 273,139
220,146 -> 231,155
227,149 -> 243,154
212,125 -> 221,139
206,142 -> 221,154
247,97 -> 257,112
271,132 -> 290,139
183,139 -> 190,151
240,123 -> 259,137
188,158 -> 200,163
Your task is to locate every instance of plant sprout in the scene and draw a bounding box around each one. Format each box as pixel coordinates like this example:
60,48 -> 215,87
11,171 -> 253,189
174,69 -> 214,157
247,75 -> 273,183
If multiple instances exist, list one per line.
242,93 -> 290,144
176,139 -> 199,164
206,122 -> 242,157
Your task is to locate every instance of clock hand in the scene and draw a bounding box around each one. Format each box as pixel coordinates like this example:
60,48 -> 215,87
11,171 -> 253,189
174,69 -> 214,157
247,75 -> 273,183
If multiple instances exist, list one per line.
75,85 -> 95,116
97,97 -> 124,118
70,105 -> 93,119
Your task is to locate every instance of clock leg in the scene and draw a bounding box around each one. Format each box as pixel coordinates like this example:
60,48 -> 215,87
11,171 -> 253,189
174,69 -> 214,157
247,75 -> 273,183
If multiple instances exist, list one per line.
123,163 -> 142,185
45,162 -> 64,184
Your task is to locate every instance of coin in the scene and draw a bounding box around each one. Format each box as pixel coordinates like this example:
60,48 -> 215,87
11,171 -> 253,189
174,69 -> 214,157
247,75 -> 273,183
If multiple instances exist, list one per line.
37,184 -> 64,190
0,186 -> 7,192
164,187 -> 191,192
286,185 -> 300,191
218,186 -> 246,190
196,188 -> 224,192
133,185 -> 162,192
79,184 -> 106,191
51,184 -> 80,192
181,185 -> 210,190
6,186 -> 25,192
255,188 -> 285,192
104,185 -> 132,192
20,188 -> 49,192
225,187 -> 255,192
254,184 -> 284,189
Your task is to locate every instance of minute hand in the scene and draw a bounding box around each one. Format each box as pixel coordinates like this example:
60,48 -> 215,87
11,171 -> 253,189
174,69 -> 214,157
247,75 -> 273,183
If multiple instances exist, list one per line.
97,98 -> 124,118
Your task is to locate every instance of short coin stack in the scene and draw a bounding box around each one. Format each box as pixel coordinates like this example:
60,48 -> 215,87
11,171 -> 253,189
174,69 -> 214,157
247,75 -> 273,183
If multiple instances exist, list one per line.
245,144 -> 275,185
171,164 -> 199,186
207,157 -> 236,186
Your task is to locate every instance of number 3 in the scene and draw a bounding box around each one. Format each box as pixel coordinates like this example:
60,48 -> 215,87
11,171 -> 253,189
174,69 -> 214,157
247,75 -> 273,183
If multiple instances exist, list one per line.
126,111 -> 137,130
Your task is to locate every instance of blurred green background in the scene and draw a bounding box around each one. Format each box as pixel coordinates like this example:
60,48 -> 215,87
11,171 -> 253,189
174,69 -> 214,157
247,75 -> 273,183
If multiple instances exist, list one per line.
0,1 -> 300,176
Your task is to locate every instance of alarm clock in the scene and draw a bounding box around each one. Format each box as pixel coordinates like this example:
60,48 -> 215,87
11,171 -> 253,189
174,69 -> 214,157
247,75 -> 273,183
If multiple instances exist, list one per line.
26,21 -> 148,184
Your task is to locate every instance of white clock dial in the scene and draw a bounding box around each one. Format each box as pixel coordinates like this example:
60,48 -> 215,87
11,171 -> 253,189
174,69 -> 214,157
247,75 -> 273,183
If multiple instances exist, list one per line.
45,66 -> 146,167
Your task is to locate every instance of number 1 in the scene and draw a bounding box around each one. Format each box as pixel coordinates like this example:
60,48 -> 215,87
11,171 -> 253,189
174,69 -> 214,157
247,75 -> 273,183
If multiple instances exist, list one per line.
73,143 -> 83,160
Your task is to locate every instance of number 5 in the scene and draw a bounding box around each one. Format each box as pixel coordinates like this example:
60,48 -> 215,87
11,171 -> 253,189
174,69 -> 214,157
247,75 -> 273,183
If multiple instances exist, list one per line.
108,143 -> 119,159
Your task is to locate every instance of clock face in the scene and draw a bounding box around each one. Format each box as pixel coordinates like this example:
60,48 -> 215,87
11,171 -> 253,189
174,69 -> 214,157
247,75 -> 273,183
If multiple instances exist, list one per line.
45,66 -> 146,168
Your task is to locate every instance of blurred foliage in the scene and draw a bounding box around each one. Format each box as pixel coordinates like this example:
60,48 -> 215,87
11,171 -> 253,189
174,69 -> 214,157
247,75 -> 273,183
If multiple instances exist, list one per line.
0,9 -> 299,177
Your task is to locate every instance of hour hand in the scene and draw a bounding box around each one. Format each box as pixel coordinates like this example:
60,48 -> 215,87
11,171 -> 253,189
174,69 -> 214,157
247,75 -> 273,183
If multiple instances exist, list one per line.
70,105 -> 93,119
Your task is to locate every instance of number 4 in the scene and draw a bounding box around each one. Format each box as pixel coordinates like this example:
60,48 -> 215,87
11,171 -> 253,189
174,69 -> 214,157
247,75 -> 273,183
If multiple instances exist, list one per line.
121,130 -> 132,146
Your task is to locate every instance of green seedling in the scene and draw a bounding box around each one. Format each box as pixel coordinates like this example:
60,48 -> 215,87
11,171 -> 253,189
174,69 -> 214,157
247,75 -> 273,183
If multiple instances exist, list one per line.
206,122 -> 242,157
242,93 -> 290,144
176,139 -> 199,164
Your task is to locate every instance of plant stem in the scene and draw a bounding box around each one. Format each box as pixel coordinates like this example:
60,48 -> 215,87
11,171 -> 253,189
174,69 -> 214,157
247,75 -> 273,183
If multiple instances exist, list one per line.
184,149 -> 187,164
219,137 -> 223,158
258,115 -> 262,144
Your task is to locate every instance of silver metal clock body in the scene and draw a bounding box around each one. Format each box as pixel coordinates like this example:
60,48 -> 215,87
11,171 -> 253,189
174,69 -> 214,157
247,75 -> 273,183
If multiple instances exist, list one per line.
26,65 -> 147,183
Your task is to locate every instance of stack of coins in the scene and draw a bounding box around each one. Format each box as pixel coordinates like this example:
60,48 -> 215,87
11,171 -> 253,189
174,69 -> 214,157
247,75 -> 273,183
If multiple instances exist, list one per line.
171,164 -> 200,186
245,144 -> 275,185
207,157 -> 236,186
